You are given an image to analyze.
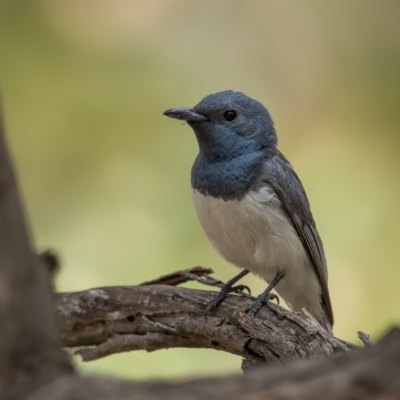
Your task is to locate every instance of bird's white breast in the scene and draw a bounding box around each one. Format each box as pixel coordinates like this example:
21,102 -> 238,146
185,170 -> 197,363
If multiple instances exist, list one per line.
191,186 -> 323,320
192,186 -> 304,275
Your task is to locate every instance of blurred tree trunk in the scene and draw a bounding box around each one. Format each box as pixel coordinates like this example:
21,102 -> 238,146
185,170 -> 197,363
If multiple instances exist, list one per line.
0,118 -> 73,399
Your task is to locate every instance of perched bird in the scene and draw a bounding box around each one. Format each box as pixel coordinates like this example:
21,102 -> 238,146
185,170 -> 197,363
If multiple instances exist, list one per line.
163,90 -> 334,332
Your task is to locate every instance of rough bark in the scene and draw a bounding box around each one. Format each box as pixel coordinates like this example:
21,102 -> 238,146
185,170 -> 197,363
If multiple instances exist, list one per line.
29,329 -> 400,400
57,282 -> 354,366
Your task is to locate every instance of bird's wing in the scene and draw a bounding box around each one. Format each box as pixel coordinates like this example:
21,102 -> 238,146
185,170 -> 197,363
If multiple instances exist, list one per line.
262,150 -> 334,326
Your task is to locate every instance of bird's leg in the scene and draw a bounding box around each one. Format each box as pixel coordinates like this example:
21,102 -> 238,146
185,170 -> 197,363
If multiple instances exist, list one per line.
205,269 -> 250,314
245,270 -> 285,316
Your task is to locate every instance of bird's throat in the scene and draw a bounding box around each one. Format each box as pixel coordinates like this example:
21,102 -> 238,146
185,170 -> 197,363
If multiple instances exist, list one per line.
191,152 -> 265,201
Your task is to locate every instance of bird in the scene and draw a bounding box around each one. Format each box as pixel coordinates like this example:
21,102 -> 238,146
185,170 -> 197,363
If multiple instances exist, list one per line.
163,90 -> 334,332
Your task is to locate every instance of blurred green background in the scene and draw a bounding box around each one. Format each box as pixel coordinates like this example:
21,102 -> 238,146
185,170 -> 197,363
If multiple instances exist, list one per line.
0,0 -> 399,381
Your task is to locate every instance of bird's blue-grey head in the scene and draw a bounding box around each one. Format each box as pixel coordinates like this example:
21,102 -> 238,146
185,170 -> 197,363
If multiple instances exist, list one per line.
163,91 -> 277,199
163,90 -> 277,162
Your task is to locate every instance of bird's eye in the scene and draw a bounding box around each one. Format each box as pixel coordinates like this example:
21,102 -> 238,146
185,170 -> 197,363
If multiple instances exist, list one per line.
223,110 -> 237,121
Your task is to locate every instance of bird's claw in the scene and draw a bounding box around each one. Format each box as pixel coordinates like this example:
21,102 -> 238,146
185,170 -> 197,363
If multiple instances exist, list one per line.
205,284 -> 250,315
244,293 -> 279,316
205,292 -> 225,315
269,293 -> 279,305
230,284 -> 251,295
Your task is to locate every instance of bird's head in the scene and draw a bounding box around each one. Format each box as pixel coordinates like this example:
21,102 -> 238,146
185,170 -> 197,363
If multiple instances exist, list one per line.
164,90 -> 277,162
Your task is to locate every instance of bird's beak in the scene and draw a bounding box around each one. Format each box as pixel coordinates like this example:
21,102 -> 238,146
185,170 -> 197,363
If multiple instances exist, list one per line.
163,108 -> 208,122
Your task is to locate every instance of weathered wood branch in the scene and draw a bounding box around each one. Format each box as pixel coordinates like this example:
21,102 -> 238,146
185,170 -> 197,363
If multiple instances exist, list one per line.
29,328 -> 400,400
57,277 -> 355,366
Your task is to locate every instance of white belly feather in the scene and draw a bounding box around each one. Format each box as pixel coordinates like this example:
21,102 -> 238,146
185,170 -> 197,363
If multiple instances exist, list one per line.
191,186 -> 324,321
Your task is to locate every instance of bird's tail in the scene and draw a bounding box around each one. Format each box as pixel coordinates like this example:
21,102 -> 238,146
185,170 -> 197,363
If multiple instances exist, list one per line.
322,305 -> 333,336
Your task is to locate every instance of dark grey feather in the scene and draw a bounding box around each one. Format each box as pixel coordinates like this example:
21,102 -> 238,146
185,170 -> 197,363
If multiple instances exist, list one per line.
261,150 -> 334,326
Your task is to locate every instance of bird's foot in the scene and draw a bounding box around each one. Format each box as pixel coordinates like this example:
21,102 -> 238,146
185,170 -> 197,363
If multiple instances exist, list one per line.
244,293 -> 279,316
205,283 -> 250,314
230,284 -> 251,295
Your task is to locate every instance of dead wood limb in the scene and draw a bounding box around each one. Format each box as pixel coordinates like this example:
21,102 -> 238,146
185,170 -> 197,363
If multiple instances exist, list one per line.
57,281 -> 355,365
29,328 -> 400,400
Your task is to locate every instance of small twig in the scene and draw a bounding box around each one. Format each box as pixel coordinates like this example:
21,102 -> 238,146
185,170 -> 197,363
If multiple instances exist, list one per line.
181,271 -> 224,288
357,331 -> 372,347
139,266 -> 214,286
180,271 -> 253,298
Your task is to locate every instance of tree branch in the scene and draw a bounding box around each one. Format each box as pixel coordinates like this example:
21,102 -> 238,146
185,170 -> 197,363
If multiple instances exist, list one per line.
30,328 -> 400,400
57,278 -> 355,366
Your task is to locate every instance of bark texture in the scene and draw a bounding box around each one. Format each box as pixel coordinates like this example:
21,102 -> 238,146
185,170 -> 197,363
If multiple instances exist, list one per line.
29,329 -> 400,400
57,283 -> 354,365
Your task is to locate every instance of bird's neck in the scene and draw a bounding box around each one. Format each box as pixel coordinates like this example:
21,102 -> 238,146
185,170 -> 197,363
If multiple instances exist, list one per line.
191,152 -> 268,201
